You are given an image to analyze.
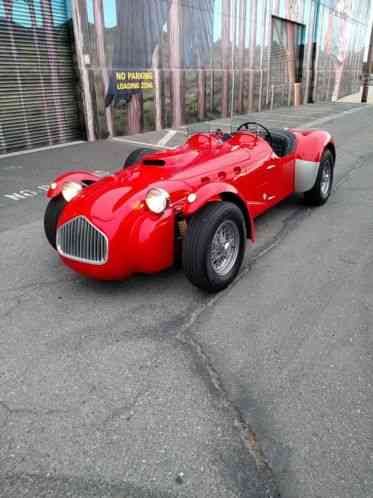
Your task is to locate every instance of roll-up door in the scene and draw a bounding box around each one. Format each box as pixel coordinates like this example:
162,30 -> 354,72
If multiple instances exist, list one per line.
0,0 -> 82,155
269,16 -> 305,108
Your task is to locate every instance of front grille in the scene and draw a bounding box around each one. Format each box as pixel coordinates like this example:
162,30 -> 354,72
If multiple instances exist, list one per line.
56,216 -> 108,265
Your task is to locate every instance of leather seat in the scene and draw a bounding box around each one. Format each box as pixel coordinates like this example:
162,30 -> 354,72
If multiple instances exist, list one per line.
268,128 -> 296,157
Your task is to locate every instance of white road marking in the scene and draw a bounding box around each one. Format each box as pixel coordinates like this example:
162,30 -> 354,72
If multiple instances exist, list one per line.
112,137 -> 176,150
4,185 -> 49,201
158,129 -> 179,146
302,105 -> 368,128
0,141 -> 85,159
3,165 -> 23,170
4,191 -> 36,201
2,105 -> 369,206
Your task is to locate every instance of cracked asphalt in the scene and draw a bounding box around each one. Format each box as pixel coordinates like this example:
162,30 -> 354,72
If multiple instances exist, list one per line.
1,102 -> 373,497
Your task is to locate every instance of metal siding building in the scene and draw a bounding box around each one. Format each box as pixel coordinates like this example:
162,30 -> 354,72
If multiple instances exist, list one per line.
0,0 -> 371,154
0,0 -> 82,155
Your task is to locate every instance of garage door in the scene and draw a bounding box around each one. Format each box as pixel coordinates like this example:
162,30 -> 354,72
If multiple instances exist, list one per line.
0,0 -> 82,155
270,16 -> 305,108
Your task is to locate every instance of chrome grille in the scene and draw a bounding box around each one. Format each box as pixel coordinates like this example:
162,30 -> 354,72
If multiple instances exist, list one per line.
56,216 -> 108,265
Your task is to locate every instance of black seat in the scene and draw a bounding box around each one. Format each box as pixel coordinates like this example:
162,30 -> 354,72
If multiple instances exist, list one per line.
268,128 -> 296,157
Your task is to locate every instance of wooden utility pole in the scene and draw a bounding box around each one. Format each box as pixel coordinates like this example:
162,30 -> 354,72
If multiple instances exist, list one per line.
362,22 -> 373,103
236,0 -> 246,113
152,45 -> 163,131
169,0 -> 184,128
221,0 -> 231,118
197,53 -> 206,120
93,0 -> 114,137
248,0 -> 257,111
71,0 -> 95,141
128,93 -> 143,134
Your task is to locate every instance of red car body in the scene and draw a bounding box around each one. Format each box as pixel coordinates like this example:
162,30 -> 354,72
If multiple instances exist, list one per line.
46,128 -> 335,282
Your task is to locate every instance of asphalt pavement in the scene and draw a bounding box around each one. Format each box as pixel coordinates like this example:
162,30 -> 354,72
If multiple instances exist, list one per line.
0,102 -> 372,497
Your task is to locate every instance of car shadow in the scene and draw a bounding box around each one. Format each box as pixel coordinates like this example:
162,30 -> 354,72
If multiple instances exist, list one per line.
50,193 -> 306,298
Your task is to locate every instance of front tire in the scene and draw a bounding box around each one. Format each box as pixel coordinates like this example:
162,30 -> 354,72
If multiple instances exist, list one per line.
303,149 -> 334,206
44,195 -> 66,249
182,202 -> 246,292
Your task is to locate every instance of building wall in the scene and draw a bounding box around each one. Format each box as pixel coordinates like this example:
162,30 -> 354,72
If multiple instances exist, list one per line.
0,0 -> 82,155
76,0 -> 371,139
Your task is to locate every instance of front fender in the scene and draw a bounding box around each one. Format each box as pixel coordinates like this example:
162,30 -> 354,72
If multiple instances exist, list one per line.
130,208 -> 175,273
58,206 -> 176,280
47,170 -> 105,199
183,182 -> 255,241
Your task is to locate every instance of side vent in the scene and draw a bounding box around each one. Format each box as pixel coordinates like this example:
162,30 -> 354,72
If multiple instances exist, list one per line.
143,159 -> 166,166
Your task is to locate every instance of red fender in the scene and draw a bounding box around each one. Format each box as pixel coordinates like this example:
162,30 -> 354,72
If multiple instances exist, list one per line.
292,129 -> 336,163
47,170 -> 106,199
183,182 -> 256,241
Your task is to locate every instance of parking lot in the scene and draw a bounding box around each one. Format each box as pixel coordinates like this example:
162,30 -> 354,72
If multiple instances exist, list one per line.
1,102 -> 373,497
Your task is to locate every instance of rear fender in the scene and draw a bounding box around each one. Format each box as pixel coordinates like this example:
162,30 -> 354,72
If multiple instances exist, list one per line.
47,170 -> 105,199
183,182 -> 255,241
292,130 -> 336,193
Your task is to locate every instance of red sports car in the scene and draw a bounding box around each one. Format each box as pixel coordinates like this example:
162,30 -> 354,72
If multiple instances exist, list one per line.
44,122 -> 335,292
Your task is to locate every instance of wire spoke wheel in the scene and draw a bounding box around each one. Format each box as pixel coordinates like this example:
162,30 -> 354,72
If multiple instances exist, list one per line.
209,220 -> 240,276
320,161 -> 331,197
182,202 -> 246,292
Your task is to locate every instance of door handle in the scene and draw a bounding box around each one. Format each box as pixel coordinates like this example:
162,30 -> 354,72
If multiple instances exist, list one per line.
266,164 -> 276,170
233,166 -> 241,175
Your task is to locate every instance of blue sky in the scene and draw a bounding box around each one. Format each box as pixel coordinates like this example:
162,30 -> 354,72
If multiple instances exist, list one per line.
1,0 -> 371,56
0,0 -> 262,44
86,0 -> 218,33
86,0 -> 117,28
213,0 -> 221,42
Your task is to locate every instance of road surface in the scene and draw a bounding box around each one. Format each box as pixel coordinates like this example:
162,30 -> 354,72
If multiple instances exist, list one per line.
0,103 -> 372,497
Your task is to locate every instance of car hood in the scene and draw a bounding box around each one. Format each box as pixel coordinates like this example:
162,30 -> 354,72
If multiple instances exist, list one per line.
58,140 -> 253,226
130,142 -> 252,183
59,169 -> 190,226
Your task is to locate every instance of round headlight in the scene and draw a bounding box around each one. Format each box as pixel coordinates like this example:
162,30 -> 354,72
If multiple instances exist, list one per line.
145,188 -> 170,214
61,181 -> 83,202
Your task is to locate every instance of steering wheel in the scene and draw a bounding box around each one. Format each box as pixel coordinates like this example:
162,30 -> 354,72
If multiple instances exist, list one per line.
236,122 -> 272,148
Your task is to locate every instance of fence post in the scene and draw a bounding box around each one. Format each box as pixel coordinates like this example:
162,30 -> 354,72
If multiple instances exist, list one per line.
362,22 -> 373,103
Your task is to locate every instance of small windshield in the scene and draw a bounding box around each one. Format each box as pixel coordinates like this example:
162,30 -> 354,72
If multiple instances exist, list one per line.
186,122 -> 219,135
186,118 -> 257,136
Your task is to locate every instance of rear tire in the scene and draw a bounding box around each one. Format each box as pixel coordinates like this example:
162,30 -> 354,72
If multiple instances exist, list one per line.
182,202 -> 246,292
123,148 -> 156,168
44,195 -> 66,249
303,149 -> 334,206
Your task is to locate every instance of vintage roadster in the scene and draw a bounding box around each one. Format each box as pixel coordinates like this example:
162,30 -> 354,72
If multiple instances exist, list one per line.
44,122 -> 335,292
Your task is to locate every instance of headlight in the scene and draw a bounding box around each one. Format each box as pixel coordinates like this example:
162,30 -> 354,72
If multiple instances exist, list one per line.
61,181 -> 83,202
145,188 -> 170,214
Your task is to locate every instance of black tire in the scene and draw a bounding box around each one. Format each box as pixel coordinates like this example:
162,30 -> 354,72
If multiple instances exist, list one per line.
303,149 -> 334,206
182,202 -> 246,292
44,195 -> 66,249
123,148 -> 156,168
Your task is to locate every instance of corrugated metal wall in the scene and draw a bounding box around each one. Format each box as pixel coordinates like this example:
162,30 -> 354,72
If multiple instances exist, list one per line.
75,0 -> 370,139
0,0 -> 82,155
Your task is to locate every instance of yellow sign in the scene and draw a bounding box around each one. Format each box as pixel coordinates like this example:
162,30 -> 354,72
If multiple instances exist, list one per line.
115,71 -> 153,91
